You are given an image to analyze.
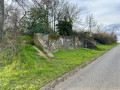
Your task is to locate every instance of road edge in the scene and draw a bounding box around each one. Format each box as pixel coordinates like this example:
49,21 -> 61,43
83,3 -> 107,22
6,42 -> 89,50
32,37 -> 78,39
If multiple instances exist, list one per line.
39,44 -> 119,90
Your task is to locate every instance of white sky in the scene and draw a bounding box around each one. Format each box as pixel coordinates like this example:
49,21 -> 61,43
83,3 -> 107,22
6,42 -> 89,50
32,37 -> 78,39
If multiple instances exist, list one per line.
72,0 -> 120,25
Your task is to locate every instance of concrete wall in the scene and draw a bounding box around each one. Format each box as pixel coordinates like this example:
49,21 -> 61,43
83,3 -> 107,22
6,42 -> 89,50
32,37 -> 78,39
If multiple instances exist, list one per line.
34,33 -> 84,52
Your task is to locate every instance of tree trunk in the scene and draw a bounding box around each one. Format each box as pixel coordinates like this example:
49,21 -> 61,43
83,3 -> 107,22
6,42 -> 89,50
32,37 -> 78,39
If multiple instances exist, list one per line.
54,12 -> 55,33
0,0 -> 4,41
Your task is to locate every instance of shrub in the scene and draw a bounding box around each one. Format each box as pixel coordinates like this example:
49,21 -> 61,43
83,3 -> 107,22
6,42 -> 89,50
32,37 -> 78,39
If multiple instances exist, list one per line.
93,33 -> 117,45
27,22 -> 54,36
73,31 -> 90,39
23,6 -> 54,36
56,20 -> 73,36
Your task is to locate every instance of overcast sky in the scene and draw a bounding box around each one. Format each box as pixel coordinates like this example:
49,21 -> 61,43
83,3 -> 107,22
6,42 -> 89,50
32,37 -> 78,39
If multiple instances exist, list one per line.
71,0 -> 120,42
6,0 -> 120,41
7,0 -> 120,25
72,0 -> 120,25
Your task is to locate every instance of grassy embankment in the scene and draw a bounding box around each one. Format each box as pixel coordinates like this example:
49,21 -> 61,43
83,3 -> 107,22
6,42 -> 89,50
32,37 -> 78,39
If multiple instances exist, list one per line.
0,36 -> 118,90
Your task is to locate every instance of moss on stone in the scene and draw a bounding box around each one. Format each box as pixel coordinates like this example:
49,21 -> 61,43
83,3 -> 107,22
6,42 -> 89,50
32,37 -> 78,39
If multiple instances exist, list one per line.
48,35 -> 60,40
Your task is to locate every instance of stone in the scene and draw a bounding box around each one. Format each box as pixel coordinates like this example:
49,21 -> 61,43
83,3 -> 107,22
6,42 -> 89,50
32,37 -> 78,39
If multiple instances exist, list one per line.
34,33 -> 86,53
34,33 -> 54,58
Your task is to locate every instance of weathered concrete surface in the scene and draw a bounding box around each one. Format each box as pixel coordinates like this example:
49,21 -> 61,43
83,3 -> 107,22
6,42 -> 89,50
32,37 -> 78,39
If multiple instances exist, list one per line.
54,44 -> 120,90
34,33 -> 84,52
34,33 -> 54,58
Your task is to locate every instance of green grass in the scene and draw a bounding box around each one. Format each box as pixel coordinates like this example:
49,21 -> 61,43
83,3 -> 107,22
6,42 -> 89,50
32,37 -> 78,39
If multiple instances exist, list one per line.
34,45 -> 46,53
0,43 -> 118,90
96,43 -> 118,51
18,36 -> 34,42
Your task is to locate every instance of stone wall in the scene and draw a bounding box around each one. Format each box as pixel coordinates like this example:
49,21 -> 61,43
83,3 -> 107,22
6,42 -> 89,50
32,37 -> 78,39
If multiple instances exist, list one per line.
34,33 -> 84,52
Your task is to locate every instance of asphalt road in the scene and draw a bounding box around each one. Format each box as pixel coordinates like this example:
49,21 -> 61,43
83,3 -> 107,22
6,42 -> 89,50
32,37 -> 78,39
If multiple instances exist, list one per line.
53,44 -> 120,90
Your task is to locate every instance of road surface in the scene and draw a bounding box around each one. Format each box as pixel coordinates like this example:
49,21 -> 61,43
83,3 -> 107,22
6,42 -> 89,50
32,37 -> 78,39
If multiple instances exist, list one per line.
54,44 -> 120,90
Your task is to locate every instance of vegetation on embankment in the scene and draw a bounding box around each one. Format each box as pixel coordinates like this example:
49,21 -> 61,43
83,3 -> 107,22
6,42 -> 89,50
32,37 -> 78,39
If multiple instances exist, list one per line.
18,36 -> 34,42
96,43 -> 118,51
0,43 -> 118,90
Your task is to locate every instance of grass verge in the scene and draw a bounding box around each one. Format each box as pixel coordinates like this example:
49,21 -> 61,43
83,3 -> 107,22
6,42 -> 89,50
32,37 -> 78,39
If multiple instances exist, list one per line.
34,45 -> 46,54
18,36 -> 34,42
0,43 -> 118,90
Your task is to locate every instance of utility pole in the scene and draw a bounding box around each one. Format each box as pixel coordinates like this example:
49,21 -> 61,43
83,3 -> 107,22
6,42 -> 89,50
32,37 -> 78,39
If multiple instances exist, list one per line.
0,0 -> 4,41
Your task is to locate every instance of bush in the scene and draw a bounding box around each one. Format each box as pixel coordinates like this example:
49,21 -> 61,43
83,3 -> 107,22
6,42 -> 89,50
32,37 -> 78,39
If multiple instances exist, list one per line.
93,33 -> 117,45
73,31 -> 91,39
27,22 -> 54,36
56,20 -> 73,36
23,6 -> 54,36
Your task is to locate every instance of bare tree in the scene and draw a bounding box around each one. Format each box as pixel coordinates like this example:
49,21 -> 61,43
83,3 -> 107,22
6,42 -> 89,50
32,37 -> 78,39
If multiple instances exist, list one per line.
58,0 -> 81,23
0,0 -> 4,41
109,26 -> 118,36
10,0 -> 34,35
40,0 -> 53,30
96,23 -> 103,33
5,4 -> 21,36
35,0 -> 60,32
30,0 -> 53,31
86,14 -> 97,32
51,0 -> 59,32
29,0 -> 60,32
